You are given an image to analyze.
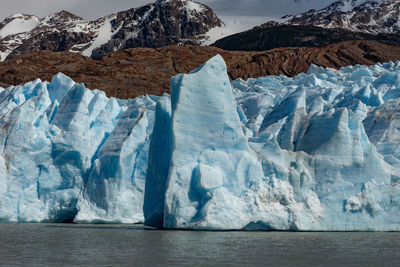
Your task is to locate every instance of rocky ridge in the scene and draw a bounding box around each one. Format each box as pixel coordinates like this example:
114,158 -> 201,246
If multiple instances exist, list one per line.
1,41 -> 400,98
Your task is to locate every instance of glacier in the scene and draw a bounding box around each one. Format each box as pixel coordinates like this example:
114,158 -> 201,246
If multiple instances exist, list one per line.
0,74 -> 157,223
0,55 -> 400,230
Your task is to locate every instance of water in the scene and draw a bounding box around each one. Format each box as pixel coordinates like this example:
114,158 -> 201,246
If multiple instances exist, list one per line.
1,224 -> 400,266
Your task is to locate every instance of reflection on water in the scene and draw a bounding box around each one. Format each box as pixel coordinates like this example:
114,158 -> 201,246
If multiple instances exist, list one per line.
1,223 -> 400,266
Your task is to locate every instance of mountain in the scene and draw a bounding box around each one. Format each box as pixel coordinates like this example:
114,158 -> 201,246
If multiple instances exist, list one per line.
1,41 -> 400,98
0,55 -> 400,230
213,23 -> 400,51
212,22 -> 400,51
0,0 -> 223,61
2,0 -> 398,61
283,0 -> 400,34
213,0 -> 400,51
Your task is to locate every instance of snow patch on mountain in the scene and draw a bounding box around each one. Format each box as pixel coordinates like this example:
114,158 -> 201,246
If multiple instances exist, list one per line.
202,15 -> 278,45
82,16 -> 116,57
339,0 -> 370,11
0,14 -> 40,38
201,22 -> 237,45
185,0 -> 205,16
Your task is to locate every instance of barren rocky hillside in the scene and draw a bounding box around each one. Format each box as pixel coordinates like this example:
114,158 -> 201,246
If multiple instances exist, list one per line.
1,40 -> 400,98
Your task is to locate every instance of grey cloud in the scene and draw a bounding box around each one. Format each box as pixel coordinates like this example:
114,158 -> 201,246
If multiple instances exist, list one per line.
0,0 -> 152,20
201,0 -> 337,17
0,0 -> 338,22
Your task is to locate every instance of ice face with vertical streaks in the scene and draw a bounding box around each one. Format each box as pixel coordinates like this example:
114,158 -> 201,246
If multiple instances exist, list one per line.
0,73 -> 156,223
145,56 -> 400,231
0,55 -> 400,231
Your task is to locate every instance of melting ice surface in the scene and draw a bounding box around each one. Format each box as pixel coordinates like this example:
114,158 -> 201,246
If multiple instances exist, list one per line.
1,55 -> 400,230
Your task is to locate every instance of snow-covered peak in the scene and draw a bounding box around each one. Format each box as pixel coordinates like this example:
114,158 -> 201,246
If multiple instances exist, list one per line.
41,10 -> 84,27
284,0 -> 381,19
89,0 -> 222,58
184,0 -> 205,12
0,0 -> 223,61
7,13 -> 29,19
319,0 -> 376,13
280,0 -> 400,34
337,0 -> 365,12
155,0 -> 206,15
0,10 -> 83,39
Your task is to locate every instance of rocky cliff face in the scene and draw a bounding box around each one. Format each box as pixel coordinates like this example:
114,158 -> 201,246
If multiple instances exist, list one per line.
91,0 -> 222,59
1,41 -> 400,98
0,0 -> 222,61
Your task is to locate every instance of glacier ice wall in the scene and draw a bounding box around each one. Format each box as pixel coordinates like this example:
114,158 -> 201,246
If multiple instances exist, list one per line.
0,73 -> 157,223
145,56 -> 400,231
0,55 -> 400,230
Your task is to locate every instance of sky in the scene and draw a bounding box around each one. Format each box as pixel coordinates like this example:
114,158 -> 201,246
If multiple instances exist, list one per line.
0,0 -> 339,26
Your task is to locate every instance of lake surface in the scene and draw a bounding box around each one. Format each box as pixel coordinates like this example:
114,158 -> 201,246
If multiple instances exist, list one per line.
1,224 -> 400,266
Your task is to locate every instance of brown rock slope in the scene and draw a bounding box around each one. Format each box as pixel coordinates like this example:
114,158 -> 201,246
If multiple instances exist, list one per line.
1,40 -> 400,98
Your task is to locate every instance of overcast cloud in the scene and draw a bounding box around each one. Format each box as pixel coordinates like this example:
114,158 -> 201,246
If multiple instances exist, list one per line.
0,0 -> 338,25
